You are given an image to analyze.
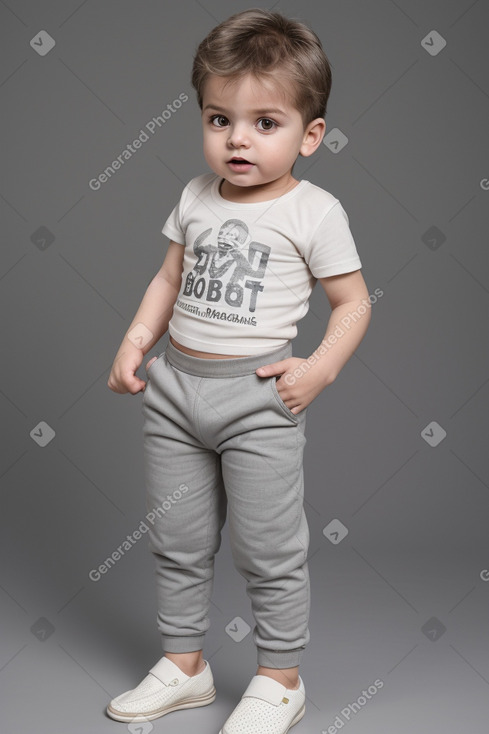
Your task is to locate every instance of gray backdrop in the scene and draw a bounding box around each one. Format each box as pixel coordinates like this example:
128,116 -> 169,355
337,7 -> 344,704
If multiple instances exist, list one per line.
1,1 -> 488,732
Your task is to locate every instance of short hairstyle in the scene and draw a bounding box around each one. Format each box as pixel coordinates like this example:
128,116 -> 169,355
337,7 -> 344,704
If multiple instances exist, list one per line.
191,8 -> 332,128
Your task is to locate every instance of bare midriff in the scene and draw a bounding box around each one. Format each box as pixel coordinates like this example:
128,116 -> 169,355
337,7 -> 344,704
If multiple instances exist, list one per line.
170,335 -> 249,359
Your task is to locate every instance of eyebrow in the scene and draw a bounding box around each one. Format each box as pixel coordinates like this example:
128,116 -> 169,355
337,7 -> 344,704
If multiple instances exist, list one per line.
203,104 -> 288,116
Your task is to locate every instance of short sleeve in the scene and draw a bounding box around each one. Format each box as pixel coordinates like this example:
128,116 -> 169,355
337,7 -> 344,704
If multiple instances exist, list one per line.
305,200 -> 362,278
161,184 -> 190,245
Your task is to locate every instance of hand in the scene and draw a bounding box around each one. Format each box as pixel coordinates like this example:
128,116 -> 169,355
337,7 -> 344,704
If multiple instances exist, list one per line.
255,357 -> 333,415
107,345 -> 153,395
145,355 -> 158,371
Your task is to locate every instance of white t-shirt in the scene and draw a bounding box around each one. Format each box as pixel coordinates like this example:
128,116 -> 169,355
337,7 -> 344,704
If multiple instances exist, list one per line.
162,173 -> 362,355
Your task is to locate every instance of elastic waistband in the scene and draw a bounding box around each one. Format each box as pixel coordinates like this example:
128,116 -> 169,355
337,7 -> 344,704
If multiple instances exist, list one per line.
165,340 -> 293,377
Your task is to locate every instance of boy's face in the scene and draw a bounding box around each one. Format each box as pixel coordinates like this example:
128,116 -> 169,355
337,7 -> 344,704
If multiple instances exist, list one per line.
201,73 -> 324,201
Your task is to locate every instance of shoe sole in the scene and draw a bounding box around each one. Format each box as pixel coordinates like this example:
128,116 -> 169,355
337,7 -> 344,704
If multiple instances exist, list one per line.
106,686 -> 216,722
218,702 -> 305,734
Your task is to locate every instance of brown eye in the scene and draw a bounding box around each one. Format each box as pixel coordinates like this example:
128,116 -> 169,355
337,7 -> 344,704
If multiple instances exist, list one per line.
257,118 -> 276,131
211,115 -> 228,127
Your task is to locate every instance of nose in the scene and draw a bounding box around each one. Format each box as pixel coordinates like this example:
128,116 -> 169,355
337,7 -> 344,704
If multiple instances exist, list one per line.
227,122 -> 250,149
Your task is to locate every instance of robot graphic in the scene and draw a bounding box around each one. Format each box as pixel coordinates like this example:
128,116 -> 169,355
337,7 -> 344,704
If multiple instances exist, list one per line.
183,219 -> 271,313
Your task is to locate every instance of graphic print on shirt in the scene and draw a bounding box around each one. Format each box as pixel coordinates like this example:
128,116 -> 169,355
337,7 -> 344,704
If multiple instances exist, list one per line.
180,219 -> 271,324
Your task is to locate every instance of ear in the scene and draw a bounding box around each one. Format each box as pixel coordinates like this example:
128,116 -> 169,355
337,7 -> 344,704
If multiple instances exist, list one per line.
299,117 -> 326,158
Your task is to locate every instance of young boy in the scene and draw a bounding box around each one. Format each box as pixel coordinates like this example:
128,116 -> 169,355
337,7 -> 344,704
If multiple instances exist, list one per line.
106,8 -> 370,733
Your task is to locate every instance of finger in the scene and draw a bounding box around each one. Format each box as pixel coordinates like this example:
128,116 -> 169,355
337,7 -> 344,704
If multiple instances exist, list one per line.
124,377 -> 146,395
255,359 -> 288,376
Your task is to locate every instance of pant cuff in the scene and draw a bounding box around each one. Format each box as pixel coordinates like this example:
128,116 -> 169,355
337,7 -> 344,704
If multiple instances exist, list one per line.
256,647 -> 305,668
161,635 -> 206,653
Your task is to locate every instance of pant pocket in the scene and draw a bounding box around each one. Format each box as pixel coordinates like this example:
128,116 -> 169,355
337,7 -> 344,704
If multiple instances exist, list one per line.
145,351 -> 165,377
269,376 -> 299,423
143,352 -> 166,407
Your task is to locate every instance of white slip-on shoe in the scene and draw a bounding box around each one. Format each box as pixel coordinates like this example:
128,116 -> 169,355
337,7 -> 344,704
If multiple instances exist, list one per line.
219,674 -> 306,734
106,656 -> 216,722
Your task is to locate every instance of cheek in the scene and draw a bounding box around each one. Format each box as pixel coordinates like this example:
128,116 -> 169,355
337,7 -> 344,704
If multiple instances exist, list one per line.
201,135 -> 213,159
203,131 -> 220,154
266,137 -> 291,162
202,137 -> 220,169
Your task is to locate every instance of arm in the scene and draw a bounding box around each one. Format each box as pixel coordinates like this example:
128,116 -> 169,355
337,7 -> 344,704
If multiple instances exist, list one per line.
255,269 -> 372,414
107,240 -> 184,395
311,269 -> 371,382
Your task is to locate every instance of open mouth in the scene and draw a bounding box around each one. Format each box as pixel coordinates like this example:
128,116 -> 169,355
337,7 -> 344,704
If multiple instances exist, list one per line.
227,157 -> 254,169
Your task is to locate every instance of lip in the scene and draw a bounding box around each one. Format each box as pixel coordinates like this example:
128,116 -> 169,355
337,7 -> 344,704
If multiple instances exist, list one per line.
227,158 -> 254,172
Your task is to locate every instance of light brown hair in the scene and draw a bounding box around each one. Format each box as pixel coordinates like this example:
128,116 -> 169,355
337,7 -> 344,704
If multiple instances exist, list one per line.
191,8 -> 332,128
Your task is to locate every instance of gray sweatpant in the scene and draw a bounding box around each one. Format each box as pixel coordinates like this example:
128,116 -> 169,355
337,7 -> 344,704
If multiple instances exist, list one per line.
141,339 -> 310,669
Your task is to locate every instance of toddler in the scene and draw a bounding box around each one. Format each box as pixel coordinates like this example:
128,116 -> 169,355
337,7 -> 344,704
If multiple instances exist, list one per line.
106,8 -> 371,733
